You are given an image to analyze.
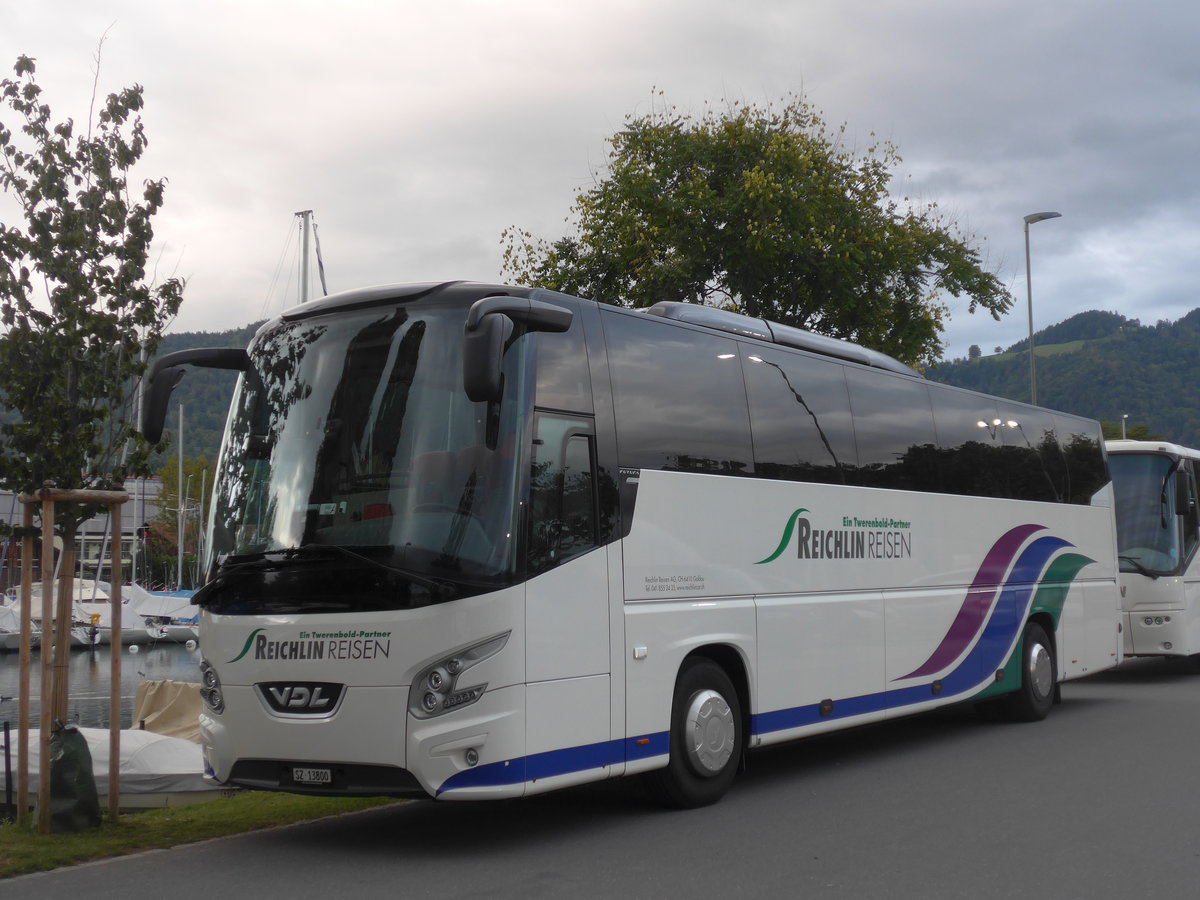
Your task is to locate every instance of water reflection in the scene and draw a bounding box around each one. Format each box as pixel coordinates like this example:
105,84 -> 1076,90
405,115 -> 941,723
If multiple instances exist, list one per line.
0,642 -> 201,729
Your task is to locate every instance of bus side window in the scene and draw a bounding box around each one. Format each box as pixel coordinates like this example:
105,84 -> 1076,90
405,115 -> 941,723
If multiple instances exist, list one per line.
844,368 -> 938,492
528,414 -> 599,576
1183,461 -> 1200,559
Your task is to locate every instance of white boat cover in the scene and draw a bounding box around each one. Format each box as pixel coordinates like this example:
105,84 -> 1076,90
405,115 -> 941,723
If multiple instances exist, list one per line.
1,726 -> 217,797
126,583 -> 198,621
0,603 -> 23,633
0,604 -> 35,649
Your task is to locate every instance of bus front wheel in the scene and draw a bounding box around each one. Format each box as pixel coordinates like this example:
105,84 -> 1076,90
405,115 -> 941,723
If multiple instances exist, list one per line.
645,658 -> 743,808
1003,621 -> 1056,722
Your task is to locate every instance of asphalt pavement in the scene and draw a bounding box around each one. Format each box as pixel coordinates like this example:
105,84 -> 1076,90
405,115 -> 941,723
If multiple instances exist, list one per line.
6,656 -> 1199,899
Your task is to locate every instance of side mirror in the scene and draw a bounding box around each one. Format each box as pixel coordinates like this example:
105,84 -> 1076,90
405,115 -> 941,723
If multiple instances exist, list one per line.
141,348 -> 249,443
462,296 -> 573,402
463,314 -> 513,403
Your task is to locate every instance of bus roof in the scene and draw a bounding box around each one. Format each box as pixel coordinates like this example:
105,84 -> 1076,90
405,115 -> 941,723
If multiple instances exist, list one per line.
641,301 -> 921,378
273,282 -> 922,379
1106,439 -> 1200,459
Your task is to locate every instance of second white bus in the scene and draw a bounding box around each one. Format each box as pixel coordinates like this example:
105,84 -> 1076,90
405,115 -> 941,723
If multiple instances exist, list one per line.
1107,439 -> 1200,659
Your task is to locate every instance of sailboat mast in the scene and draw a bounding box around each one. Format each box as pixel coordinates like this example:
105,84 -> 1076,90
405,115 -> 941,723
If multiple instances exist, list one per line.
296,209 -> 313,303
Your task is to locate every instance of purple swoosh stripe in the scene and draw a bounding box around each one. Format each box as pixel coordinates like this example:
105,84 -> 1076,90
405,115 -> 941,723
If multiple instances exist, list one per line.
896,523 -> 1045,680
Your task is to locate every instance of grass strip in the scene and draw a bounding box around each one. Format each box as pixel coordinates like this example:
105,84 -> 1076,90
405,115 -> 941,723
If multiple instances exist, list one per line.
0,792 -> 400,879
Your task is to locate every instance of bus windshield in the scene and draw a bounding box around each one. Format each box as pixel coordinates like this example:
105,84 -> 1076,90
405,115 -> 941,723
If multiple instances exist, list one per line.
203,303 -> 525,611
1110,452 -> 1181,576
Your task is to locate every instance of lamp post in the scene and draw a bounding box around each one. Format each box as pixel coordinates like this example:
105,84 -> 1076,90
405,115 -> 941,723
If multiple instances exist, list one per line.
1122,414 -> 1128,440
1024,211 -> 1062,405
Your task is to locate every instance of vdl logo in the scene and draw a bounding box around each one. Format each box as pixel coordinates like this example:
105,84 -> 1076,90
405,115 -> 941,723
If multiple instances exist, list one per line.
257,681 -> 345,716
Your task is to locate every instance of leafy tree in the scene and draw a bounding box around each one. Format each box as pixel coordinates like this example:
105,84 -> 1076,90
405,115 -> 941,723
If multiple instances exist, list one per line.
0,55 -> 183,557
155,455 -> 212,527
1099,421 -> 1159,441
142,455 -> 210,588
503,94 -> 1011,366
969,344 -> 982,360
138,519 -> 181,590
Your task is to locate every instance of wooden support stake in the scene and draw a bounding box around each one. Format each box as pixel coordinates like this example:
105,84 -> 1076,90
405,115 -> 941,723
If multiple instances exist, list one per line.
37,495 -> 54,836
108,500 -> 124,820
52,548 -> 74,720
16,502 -> 33,824
14,487 -> 132,834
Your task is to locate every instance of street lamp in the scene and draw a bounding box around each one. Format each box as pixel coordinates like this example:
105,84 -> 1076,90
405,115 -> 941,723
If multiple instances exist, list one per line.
1024,211 -> 1062,405
1122,414 -> 1129,440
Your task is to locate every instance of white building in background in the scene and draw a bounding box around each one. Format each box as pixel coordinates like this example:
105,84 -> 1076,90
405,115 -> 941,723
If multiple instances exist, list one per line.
0,478 -> 169,591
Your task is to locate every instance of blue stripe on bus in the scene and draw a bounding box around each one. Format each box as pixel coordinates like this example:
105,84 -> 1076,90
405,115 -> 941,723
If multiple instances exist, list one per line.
437,732 -> 669,795
440,537 -> 1075,795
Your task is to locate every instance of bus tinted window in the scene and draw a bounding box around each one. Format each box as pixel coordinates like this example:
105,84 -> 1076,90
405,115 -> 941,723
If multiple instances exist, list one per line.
1054,414 -> 1109,504
742,346 -> 857,484
929,386 -> 1000,496
535,318 -> 592,413
528,414 -> 599,575
998,402 -> 1065,503
845,368 -> 938,491
604,312 -> 754,476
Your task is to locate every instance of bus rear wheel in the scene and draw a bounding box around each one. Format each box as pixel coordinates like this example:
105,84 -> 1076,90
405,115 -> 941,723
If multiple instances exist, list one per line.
645,658 -> 743,808
1003,621 -> 1056,722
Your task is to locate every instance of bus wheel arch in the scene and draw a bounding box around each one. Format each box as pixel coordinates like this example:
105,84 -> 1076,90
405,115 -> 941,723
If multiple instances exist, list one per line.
1003,618 -> 1057,722
644,649 -> 747,808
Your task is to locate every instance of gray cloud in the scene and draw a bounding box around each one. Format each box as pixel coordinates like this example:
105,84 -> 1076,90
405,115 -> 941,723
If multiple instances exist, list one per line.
2,0 -> 1196,368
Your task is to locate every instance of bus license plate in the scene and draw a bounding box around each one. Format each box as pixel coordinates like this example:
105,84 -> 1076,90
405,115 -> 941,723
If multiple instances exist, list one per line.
292,766 -> 332,786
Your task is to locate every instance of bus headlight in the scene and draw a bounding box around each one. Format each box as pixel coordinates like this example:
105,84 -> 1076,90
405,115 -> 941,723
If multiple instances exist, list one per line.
199,658 -> 225,715
408,632 -> 510,719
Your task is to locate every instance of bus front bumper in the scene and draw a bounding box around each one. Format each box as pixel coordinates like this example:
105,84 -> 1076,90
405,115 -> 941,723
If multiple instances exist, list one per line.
200,683 -> 527,800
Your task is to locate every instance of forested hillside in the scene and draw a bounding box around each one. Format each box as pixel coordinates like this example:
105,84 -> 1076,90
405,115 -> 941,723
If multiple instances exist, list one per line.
8,304 -> 1200,475
169,306 -> 1200,465
929,308 -> 1200,445
0,322 -> 261,471
989,309 -> 1133,355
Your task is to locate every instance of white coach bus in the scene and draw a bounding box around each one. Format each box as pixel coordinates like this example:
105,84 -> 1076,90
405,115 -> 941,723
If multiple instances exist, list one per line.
143,282 -> 1121,807
1106,439 -> 1200,659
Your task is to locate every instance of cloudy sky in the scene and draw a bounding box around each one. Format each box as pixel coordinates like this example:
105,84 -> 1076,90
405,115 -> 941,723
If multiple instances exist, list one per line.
3,0 -> 1197,361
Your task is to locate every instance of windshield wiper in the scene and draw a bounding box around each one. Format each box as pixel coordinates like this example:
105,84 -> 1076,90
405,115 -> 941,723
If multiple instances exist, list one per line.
291,544 -> 457,597
202,544 -> 457,600
1119,555 -> 1160,579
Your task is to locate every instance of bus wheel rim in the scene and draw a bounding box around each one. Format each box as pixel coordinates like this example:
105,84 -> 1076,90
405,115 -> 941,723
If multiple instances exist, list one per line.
1029,642 -> 1053,700
685,688 -> 735,776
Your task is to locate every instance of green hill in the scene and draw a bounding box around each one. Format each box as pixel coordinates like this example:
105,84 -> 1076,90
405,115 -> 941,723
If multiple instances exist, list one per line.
929,308 -> 1200,445
170,306 -> 1200,464
12,303 -> 1200,474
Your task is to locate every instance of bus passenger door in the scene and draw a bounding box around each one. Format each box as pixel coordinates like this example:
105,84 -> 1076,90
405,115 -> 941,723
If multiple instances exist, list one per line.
524,413 -> 612,791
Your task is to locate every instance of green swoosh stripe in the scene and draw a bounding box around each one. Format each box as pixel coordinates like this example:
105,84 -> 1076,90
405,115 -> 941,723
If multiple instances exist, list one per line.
1031,552 -> 1094,625
756,508 -> 808,565
228,627 -> 266,663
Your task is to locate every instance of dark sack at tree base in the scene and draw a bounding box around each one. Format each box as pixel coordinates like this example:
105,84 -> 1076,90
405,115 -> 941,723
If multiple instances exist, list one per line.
48,724 -> 101,832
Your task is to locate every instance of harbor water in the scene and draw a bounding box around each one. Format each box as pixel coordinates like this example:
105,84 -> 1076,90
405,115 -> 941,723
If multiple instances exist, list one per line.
0,641 -> 202,730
